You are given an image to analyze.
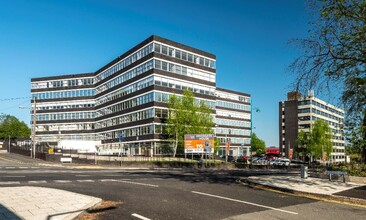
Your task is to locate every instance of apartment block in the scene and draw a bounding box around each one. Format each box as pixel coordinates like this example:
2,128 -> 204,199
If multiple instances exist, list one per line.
279,91 -> 345,163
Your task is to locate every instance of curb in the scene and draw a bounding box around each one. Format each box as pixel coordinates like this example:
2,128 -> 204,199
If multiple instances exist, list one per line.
240,178 -> 366,208
66,197 -> 103,220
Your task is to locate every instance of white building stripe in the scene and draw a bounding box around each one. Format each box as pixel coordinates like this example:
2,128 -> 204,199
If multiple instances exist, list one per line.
191,191 -> 298,215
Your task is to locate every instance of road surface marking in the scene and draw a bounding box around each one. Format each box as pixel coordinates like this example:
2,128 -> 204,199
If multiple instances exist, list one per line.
77,180 -> 95,182
115,180 -> 158,187
0,181 -> 20,185
132,213 -> 151,220
75,175 -> 91,177
4,176 -> 26,178
19,167 -> 28,169
5,167 -> 15,169
191,191 -> 298,215
54,180 -> 72,183
28,180 -> 47,184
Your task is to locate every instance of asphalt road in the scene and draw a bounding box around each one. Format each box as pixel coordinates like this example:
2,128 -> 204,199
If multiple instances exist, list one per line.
1,153 -> 366,220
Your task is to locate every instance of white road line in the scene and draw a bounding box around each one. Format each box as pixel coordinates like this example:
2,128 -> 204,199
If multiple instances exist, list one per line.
191,191 -> 298,215
132,213 -> 151,220
54,180 -> 72,183
115,180 -> 158,188
19,167 -> 28,169
75,175 -> 91,177
4,176 -> 26,178
5,167 -> 15,169
28,180 -> 47,184
77,180 -> 95,182
0,181 -> 20,185
99,179 -> 117,182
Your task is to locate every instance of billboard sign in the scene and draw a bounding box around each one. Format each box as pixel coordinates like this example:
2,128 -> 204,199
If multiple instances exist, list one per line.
184,134 -> 214,153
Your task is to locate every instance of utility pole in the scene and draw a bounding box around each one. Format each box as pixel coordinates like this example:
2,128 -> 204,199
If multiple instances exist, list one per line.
32,97 -> 37,159
8,135 -> 10,153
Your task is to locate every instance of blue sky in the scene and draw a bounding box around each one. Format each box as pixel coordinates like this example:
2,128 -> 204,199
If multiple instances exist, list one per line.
0,0 -> 313,146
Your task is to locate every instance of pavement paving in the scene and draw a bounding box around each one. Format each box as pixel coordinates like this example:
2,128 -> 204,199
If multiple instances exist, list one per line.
243,174 -> 366,206
0,186 -> 102,220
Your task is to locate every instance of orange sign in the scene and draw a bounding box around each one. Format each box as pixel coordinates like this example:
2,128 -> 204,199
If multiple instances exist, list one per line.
226,141 -> 230,156
184,134 -> 214,153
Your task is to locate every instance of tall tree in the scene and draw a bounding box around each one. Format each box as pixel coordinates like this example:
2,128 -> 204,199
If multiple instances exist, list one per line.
0,114 -> 31,140
310,120 -> 333,159
251,132 -> 266,154
295,130 -> 311,157
166,90 -> 214,157
296,120 -> 332,160
290,0 -> 366,162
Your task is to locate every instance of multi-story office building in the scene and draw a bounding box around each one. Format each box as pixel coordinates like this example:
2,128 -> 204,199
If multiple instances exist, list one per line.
279,91 -> 345,163
215,88 -> 251,157
30,35 -> 250,156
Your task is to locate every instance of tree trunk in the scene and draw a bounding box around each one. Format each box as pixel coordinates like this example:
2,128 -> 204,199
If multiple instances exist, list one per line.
362,111 -> 366,164
173,130 -> 178,158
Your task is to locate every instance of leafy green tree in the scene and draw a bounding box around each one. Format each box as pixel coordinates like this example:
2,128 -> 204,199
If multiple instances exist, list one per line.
296,120 -> 332,160
0,114 -> 31,140
295,130 -> 311,157
290,0 -> 366,162
166,90 -> 214,157
251,132 -> 266,154
310,120 -> 333,159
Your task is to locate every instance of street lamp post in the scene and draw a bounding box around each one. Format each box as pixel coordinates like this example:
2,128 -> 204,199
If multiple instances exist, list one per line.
19,97 -> 37,159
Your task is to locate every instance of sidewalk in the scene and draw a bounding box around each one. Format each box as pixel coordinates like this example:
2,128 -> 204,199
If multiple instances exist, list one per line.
243,175 -> 366,206
0,186 -> 102,220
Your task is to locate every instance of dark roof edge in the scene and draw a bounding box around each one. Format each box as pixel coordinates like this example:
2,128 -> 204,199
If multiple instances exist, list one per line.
31,72 -> 95,82
152,35 -> 216,59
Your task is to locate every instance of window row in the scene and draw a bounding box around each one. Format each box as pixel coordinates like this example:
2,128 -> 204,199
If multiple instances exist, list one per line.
154,59 -> 215,82
215,128 -> 250,136
311,109 -> 343,124
154,75 -> 215,96
96,60 -> 154,94
298,100 -> 344,117
36,123 -> 95,132
37,103 -> 95,111
216,110 -> 251,119
153,42 -> 216,69
108,124 -> 154,139
96,76 -> 154,106
33,89 -> 95,100
31,78 -> 94,89
215,118 -> 250,128
216,100 -> 250,111
95,108 -> 154,129
37,134 -> 96,142
217,137 -> 251,145
96,43 -> 153,83
97,92 -> 215,118
36,112 -> 95,121
216,91 -> 250,103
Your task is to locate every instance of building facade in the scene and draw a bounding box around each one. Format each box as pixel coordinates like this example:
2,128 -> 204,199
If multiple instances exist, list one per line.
215,88 -> 251,157
31,35 -> 250,156
279,91 -> 345,163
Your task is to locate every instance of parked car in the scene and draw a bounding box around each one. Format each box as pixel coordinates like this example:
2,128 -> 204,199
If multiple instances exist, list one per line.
236,155 -> 248,163
275,158 -> 291,166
